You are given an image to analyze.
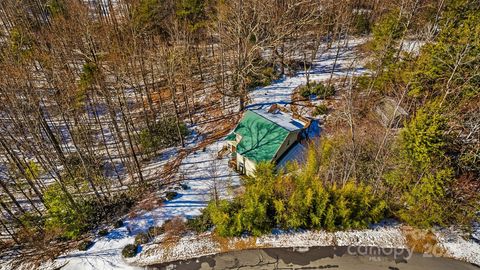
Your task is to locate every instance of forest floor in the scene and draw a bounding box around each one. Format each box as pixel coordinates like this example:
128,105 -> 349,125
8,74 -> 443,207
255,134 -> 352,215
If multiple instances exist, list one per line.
4,37 -> 478,270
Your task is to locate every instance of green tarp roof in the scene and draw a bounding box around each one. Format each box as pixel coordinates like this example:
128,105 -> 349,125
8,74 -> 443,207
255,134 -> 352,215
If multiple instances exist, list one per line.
233,110 -> 290,163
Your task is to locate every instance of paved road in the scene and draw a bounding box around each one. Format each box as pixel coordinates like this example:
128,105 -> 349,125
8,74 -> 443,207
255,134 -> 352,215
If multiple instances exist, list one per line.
148,246 -> 479,270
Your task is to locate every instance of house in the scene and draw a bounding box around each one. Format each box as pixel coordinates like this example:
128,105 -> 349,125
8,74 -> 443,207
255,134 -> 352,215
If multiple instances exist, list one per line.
226,107 -> 308,176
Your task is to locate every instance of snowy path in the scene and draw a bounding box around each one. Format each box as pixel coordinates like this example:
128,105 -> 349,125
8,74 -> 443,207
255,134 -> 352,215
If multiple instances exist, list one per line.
37,39 -> 367,270
248,38 -> 366,109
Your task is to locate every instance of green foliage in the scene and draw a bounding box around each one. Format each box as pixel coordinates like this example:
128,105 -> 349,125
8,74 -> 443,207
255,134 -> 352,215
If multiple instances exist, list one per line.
176,0 -> 211,32
401,108 -> 447,166
410,0 -> 479,100
299,82 -> 335,99
122,244 -> 138,258
78,240 -> 94,251
358,1 -> 478,228
165,191 -> 179,200
299,85 -> 311,98
132,0 -> 173,36
79,61 -> 98,90
352,12 -> 371,35
18,212 -> 43,233
139,117 -> 189,153
46,0 -> 66,17
44,184 -> 94,239
386,106 -> 453,227
76,61 -> 98,108
98,229 -> 109,236
134,232 -> 150,245
365,10 -> 406,69
246,66 -> 279,89
9,27 -> 32,60
313,104 -> 328,116
62,154 -> 106,192
186,213 -> 213,233
43,183 -> 135,239
24,160 -> 41,181
202,151 -> 386,236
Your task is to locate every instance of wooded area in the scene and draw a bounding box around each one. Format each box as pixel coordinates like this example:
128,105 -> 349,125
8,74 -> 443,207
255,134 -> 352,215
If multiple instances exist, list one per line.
0,0 -> 478,265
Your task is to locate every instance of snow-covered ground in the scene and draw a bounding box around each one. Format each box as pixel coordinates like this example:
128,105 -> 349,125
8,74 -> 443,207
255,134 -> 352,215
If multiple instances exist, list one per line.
133,225 -> 407,267
28,38 -> 368,270
32,139 -> 241,270
8,37 -> 478,270
247,38 -> 366,111
132,224 -> 480,267
435,227 -> 480,266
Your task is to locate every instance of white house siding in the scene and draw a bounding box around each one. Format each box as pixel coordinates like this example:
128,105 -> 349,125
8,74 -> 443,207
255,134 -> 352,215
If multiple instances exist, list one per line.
236,153 -> 258,176
245,158 -> 257,176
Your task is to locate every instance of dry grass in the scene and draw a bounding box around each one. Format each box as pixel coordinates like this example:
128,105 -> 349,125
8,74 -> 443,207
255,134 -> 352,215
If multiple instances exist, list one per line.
162,217 -> 187,244
212,234 -> 261,253
402,226 -> 447,257
212,234 -> 231,253
231,237 -> 260,250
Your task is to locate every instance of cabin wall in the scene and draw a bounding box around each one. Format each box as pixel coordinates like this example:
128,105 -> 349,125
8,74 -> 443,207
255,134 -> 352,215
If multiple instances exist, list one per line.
236,154 -> 257,176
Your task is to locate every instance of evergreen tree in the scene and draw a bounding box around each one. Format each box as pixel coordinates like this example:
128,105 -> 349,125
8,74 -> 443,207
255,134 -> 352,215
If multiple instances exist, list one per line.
386,106 -> 453,227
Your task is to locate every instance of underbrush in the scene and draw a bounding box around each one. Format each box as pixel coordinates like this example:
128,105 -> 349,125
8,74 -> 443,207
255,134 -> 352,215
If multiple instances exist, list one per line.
299,82 -> 335,99
190,149 -> 387,237
16,184 -> 137,244
139,116 -> 189,154
313,104 -> 328,116
246,64 -> 280,89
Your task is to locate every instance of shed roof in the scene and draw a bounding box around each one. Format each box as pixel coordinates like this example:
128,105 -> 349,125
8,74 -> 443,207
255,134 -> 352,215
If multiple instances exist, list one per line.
252,109 -> 305,131
233,110 -> 290,163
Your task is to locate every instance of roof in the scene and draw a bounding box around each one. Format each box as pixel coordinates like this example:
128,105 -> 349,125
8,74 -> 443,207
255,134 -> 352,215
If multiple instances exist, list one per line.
252,109 -> 305,131
225,133 -> 236,141
233,110 -> 290,163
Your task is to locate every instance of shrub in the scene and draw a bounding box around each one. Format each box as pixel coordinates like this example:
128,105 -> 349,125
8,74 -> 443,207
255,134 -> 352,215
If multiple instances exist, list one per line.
311,83 -> 335,99
313,104 -> 328,116
186,212 -> 213,233
34,182 -> 135,241
147,226 -> 164,237
385,107 -> 455,228
298,82 -> 335,99
353,13 -> 371,35
78,240 -> 94,251
114,220 -> 124,228
202,150 -> 386,236
139,117 -> 189,153
122,244 -> 138,258
299,85 -> 312,98
80,61 -> 97,81
247,66 -> 279,89
165,191 -> 178,201
98,229 -> 109,236
43,184 -> 95,240
134,232 -> 150,245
